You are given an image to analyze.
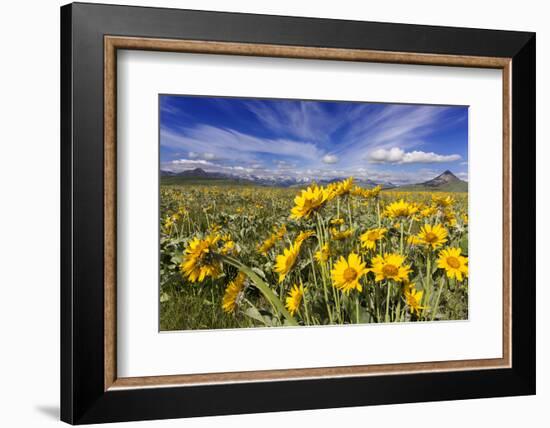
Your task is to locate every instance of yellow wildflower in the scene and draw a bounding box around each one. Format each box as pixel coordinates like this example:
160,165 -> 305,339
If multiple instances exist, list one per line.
222,272 -> 247,313
285,283 -> 306,316
331,253 -> 369,293
290,185 -> 329,219
437,247 -> 468,281
416,223 -> 448,250
360,228 -> 387,250
371,253 -> 411,282
274,242 -> 302,283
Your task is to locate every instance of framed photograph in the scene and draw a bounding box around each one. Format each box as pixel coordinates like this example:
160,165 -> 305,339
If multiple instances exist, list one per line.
61,2 -> 535,424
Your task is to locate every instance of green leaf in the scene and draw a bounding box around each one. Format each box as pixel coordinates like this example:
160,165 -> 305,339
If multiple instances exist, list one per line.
243,307 -> 269,325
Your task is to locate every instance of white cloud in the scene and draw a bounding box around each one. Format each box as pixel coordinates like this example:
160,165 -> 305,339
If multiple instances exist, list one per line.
187,151 -> 217,160
456,172 -> 469,181
322,154 -> 339,164
172,159 -> 215,166
368,147 -> 405,163
273,160 -> 296,170
368,147 -> 461,164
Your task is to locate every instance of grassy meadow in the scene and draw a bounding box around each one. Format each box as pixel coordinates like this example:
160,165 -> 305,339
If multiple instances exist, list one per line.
160,178 -> 468,331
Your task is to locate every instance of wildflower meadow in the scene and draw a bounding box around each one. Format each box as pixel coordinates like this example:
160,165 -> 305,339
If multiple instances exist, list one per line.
160,178 -> 468,330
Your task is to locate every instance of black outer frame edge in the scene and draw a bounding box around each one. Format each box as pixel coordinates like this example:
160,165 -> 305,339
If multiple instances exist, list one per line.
510,34 -> 536,392
60,2 -> 536,424
60,4 -> 74,425
70,1 -> 533,56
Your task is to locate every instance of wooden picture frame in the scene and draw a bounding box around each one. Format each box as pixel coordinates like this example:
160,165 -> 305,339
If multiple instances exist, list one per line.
61,2 -> 535,424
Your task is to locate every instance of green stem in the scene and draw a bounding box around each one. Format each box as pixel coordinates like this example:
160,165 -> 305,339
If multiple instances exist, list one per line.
220,255 -> 298,325
431,276 -> 446,321
399,222 -> 404,255
385,281 -> 392,323
425,252 -> 432,298
395,294 -> 401,323
347,197 -> 353,228
376,198 -> 381,228
303,291 -> 311,326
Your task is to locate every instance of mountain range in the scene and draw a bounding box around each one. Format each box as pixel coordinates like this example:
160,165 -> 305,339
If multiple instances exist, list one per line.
160,168 -> 467,191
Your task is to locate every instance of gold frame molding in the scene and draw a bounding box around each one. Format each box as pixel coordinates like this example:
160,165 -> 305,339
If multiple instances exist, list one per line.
104,35 -> 512,391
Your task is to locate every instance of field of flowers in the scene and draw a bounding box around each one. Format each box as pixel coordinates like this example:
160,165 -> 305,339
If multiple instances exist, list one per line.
160,178 -> 468,331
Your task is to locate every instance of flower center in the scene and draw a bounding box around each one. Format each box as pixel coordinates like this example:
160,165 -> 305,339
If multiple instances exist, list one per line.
424,232 -> 438,242
367,231 -> 379,240
343,267 -> 358,282
382,264 -> 399,277
446,256 -> 461,269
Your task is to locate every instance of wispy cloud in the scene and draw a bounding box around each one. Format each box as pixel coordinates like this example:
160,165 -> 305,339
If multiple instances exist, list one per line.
333,105 -> 455,162
161,124 -> 324,164
160,96 -> 467,184
244,99 -> 346,142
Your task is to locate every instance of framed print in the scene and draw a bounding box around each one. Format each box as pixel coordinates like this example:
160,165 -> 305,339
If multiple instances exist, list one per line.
60,2 -> 536,424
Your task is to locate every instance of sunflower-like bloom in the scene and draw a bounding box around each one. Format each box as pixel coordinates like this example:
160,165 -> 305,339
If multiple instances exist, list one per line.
257,234 -> 277,255
404,284 -> 427,316
384,199 -> 418,218
350,185 -> 365,197
334,177 -> 354,197
365,185 -> 381,199
330,218 -> 345,226
360,227 -> 387,250
352,184 -> 382,199
325,182 -> 339,200
442,209 -> 458,227
180,235 -> 222,282
285,283 -> 306,316
437,247 -> 468,281
295,230 -> 315,245
330,227 -> 353,241
274,224 -> 287,239
290,185 -> 329,219
314,243 -> 331,263
331,253 -> 369,293
220,239 -> 236,255
371,253 -> 411,282
432,195 -> 454,207
163,215 -> 175,231
420,205 -> 438,218
330,177 -> 353,198
407,235 -> 422,246
222,272 -> 247,313
416,223 -> 448,250
274,242 -> 302,283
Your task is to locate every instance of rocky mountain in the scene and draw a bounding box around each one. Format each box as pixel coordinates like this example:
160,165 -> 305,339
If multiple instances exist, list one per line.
160,168 -> 394,188
421,170 -> 462,187
160,168 -> 465,191
397,170 -> 467,192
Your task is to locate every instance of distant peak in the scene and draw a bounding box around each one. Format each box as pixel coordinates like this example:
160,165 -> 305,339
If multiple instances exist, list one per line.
421,170 -> 462,187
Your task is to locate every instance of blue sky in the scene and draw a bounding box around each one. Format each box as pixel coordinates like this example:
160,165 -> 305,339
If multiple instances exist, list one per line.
160,95 -> 468,185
